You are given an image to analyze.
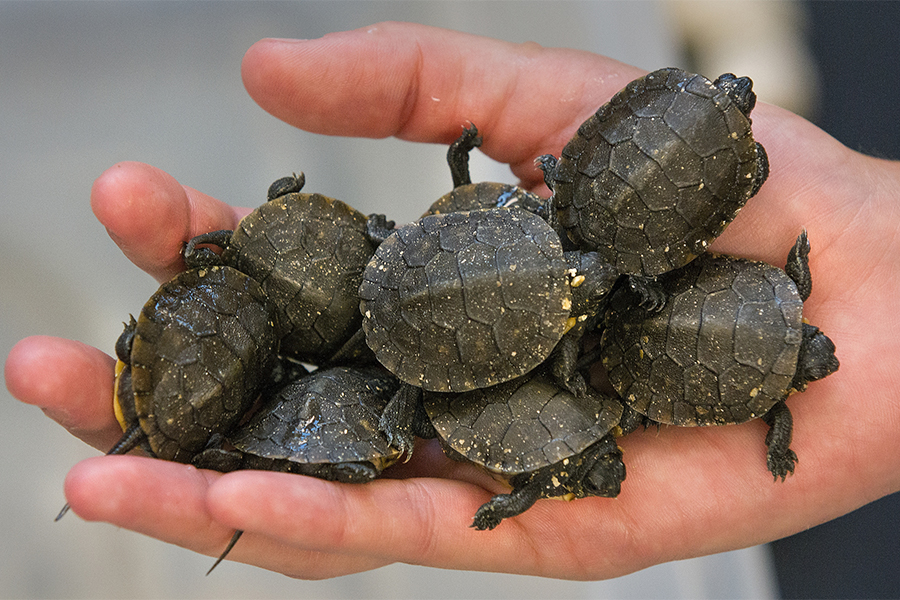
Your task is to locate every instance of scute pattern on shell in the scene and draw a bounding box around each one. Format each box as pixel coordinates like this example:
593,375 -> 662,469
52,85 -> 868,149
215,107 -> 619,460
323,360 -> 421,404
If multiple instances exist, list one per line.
601,254 -> 803,426
359,208 -> 572,392
230,366 -> 402,467
223,192 -> 374,363
552,67 -> 762,276
130,265 -> 278,462
425,371 -> 624,475
423,182 -> 546,217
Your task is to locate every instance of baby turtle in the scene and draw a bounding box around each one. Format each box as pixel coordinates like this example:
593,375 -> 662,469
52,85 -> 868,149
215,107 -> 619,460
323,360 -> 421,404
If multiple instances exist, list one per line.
192,365 -> 403,572
359,206 -> 618,395
423,367 -> 635,529
184,174 -> 380,365
540,67 -> 769,278
422,124 -> 546,217
600,232 -> 839,479
56,259 -> 278,520
114,263 -> 278,463
193,365 -> 403,481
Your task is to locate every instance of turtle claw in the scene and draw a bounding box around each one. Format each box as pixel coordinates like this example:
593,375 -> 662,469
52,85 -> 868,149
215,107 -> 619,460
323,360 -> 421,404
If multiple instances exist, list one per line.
379,415 -> 415,459
767,449 -> 798,482
627,275 -> 667,312
563,371 -> 588,398
471,508 -> 502,531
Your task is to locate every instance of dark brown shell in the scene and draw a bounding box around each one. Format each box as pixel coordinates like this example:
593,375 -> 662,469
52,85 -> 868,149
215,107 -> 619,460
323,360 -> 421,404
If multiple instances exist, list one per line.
359,208 -> 572,392
230,366 -> 402,470
551,67 -> 766,276
600,253 -> 803,426
423,182 -> 545,217
223,192 -> 374,364
424,370 -> 624,475
129,265 -> 278,462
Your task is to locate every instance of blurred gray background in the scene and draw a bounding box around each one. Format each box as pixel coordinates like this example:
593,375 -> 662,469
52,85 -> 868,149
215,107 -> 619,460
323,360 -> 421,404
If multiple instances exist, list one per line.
0,1 -> 840,598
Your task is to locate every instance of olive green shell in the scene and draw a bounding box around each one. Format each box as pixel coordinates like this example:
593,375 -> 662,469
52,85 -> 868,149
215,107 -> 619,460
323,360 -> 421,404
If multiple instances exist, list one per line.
223,192 -> 374,364
359,208 -> 572,392
422,182 -> 545,217
227,366 -> 403,479
601,253 -> 803,426
129,265 -> 278,462
551,67 -> 765,276
424,370 -> 624,476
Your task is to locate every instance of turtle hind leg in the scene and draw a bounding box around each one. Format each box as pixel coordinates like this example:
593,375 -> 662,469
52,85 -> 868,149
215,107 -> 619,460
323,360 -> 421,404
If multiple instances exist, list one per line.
447,123 -> 482,188
748,142 -> 770,197
266,172 -> 305,201
471,484 -> 544,531
762,400 -> 797,481
183,230 -> 233,268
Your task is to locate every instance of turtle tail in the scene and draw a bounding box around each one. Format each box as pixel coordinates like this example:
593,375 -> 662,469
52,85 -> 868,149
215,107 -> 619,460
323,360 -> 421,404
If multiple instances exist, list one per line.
55,423 -> 146,521
207,530 -> 244,575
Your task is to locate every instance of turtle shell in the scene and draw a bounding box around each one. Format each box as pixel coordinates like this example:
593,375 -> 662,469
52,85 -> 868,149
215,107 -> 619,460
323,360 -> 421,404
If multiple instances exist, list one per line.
226,366 -> 403,480
551,67 -> 766,276
424,370 -> 624,476
423,182 -> 545,217
359,208 -> 572,392
222,191 -> 375,364
600,253 -> 804,426
129,265 -> 278,462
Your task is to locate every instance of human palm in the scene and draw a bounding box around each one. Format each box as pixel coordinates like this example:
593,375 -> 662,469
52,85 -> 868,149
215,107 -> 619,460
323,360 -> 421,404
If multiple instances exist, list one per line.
6,22 -> 899,580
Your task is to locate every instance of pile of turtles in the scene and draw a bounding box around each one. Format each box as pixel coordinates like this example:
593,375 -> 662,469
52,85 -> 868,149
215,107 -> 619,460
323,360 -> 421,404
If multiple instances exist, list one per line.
59,68 -> 839,563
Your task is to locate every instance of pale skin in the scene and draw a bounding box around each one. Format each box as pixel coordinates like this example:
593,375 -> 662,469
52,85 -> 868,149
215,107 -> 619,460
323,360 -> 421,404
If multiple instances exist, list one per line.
5,22 -> 900,580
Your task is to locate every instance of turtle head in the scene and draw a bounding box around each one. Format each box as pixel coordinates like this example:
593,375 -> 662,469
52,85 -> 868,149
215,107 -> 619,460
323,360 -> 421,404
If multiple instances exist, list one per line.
714,73 -> 757,118
792,323 -> 839,391
584,449 -> 626,498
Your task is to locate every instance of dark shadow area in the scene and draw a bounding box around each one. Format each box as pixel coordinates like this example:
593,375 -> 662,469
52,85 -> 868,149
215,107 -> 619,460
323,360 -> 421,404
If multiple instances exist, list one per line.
770,2 -> 900,599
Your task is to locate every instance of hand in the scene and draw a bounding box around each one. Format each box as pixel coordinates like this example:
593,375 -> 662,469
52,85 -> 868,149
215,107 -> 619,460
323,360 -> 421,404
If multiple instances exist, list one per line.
6,21 -> 899,580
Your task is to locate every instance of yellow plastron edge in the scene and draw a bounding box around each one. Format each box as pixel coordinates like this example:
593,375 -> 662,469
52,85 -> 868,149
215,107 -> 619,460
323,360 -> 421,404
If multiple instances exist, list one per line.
113,360 -> 129,433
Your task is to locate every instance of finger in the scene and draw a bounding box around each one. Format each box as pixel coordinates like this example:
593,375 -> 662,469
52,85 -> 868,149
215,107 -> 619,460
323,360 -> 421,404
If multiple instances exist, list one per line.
242,24 -> 871,264
5,336 -> 122,452
63,456 -> 387,579
207,396 -> 875,582
90,161 -> 249,283
241,23 -> 644,186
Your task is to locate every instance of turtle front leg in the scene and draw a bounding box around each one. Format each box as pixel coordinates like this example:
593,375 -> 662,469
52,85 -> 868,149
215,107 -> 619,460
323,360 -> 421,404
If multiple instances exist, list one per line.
365,213 -> 397,246
472,483 -> 544,531
378,383 -> 422,459
626,274 -> 667,312
762,400 -> 797,481
535,154 -> 558,193
551,331 -> 588,397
